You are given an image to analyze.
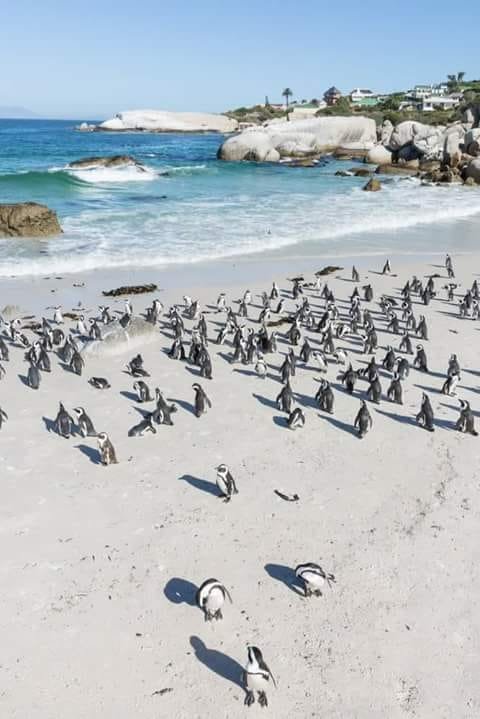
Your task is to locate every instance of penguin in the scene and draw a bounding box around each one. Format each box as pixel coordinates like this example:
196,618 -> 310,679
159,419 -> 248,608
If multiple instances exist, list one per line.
295,562 -> 336,597
366,372 -> 382,404
216,293 -> 227,312
382,259 -> 391,274
97,432 -> 118,465
127,354 -> 149,377
255,354 -> 268,379
299,338 -> 312,364
243,289 -> 252,305
196,578 -> 232,621
133,380 -> 153,403
417,315 -> 428,340
287,407 -> 305,430
215,464 -> 238,502
0,362 -> 5,380
456,400 -> 478,436
27,361 -> 41,390
37,346 -> 51,373
53,306 -> 63,325
70,350 -> 84,376
354,400 -> 372,438
73,407 -> 96,437
0,406 -> 8,429
153,388 -> 178,425
396,357 -> 410,380
387,373 -> 403,405
340,363 -> 357,394
76,315 -> 88,336
276,382 -> 294,414
89,376 -> 111,390
382,346 -> 396,372
399,331 -> 413,355
192,383 -> 212,417
51,328 -> 64,346
416,393 -> 435,432
441,371 -> 460,396
270,281 -> 279,300
244,646 -> 276,708
128,414 -> 156,437
0,336 -> 9,361
363,284 -> 373,302
316,379 -> 334,414
332,348 -> 348,365
447,354 -> 460,377
54,402 -> 75,438
352,266 -> 360,282
58,336 -> 74,364
414,344 -> 428,372
89,319 -> 103,341
311,350 -> 328,373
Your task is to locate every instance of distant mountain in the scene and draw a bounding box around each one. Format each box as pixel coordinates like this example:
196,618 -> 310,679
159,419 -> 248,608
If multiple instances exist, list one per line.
0,106 -> 38,119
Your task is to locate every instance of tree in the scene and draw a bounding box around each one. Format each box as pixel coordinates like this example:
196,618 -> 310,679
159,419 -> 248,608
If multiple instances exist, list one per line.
457,71 -> 465,83
447,74 -> 459,91
282,87 -> 293,108
310,98 -> 319,106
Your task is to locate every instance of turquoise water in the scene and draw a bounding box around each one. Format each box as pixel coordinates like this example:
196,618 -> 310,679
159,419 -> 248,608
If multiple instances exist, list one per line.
1,118 -> 480,277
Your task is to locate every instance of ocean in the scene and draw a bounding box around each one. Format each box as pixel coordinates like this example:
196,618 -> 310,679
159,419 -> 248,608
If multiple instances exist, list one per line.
1,118 -> 480,278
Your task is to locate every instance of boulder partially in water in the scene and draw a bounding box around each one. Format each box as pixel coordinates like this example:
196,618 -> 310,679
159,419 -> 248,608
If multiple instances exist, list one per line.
96,110 -> 238,134
68,155 -> 144,170
0,202 -> 62,238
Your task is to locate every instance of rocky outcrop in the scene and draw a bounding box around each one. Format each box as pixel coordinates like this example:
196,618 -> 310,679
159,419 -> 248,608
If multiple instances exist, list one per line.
68,155 -> 144,170
80,316 -> 158,357
96,110 -> 238,134
367,145 -> 392,165
363,178 -> 381,191
465,158 -> 480,184
218,116 -> 376,162
0,202 -> 62,238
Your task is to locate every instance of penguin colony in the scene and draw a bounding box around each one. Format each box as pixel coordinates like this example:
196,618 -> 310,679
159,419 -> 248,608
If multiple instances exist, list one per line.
0,253 -> 478,709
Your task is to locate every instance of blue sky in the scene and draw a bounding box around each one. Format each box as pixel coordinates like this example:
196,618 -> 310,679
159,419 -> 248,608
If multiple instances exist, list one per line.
3,0 -> 479,119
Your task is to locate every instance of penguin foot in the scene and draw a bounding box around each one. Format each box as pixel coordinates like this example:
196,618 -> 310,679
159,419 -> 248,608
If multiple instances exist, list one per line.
314,590 -> 323,597
258,691 -> 268,707
245,691 -> 255,706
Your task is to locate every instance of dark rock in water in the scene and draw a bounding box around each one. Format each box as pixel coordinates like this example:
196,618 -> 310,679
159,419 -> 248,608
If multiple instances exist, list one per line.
102,283 -> 158,297
352,168 -> 372,177
315,266 -> 343,276
335,170 -> 351,177
375,164 -> 419,176
0,202 -> 62,238
363,178 -> 382,192
68,155 -> 145,170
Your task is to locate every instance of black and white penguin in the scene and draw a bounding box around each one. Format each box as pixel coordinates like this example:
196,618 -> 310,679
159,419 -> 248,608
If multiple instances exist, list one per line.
255,354 -> 268,379
153,388 -> 177,425
126,354 -> 149,377
354,400 -> 372,438
276,383 -> 294,414
399,331 -> 413,355
73,407 -> 96,437
89,376 -> 111,390
0,406 -> 8,430
382,258 -> 391,274
128,414 -> 156,437
455,400 -> 478,436
192,383 -> 212,417
340,363 -> 357,395
196,578 -> 232,621
54,402 -> 75,439
27,362 -> 41,390
215,464 -> 238,502
244,646 -> 276,708
366,372 -> 382,404
416,393 -> 435,432
0,336 -> 9,361
287,407 -> 305,430
70,350 -> 84,376
352,265 -> 360,282
382,346 -> 396,373
414,344 -> 428,372
295,562 -> 336,597
441,371 -> 460,396
311,350 -> 328,373
315,379 -> 334,414
387,373 -> 403,405
133,380 -> 153,403
447,353 -> 461,377
417,315 -> 428,340
396,357 -> 410,380
97,432 -> 118,465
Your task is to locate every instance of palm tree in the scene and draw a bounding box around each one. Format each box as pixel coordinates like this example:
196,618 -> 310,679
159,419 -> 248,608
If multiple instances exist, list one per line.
282,88 -> 293,109
457,71 -> 465,83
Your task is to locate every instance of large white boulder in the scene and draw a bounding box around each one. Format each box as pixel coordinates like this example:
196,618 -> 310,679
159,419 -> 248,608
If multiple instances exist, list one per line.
380,120 -> 394,146
388,121 -> 444,157
367,145 -> 392,165
97,110 -> 238,134
80,316 -> 158,357
218,116 -> 376,161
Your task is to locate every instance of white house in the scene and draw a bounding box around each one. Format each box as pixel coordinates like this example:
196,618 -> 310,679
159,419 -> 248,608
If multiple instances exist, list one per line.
350,88 -> 379,106
422,95 -> 461,112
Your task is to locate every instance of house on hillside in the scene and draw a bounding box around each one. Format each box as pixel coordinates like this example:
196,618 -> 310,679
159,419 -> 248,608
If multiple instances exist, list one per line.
422,94 -> 462,112
407,83 -> 449,100
290,101 -> 326,118
323,86 -> 342,106
350,88 -> 379,107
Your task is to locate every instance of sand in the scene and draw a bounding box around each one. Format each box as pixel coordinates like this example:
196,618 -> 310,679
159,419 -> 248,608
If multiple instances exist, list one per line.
1,253 -> 479,718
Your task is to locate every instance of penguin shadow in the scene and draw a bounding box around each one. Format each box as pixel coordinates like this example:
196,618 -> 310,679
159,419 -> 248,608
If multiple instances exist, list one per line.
119,390 -> 140,402
59,362 -> 74,374
264,563 -> 304,597
75,444 -> 101,464
179,474 -> 220,497
375,408 -> 417,427
438,310 -> 462,319
317,413 -> 357,437
42,416 -> 56,433
190,636 -> 244,689
273,415 -> 288,428
414,368 -> 445,379
217,351 -> 233,364
414,383 -> 441,394
294,391 -> 318,410
163,577 -> 197,605
233,368 -> 259,378
18,373 -> 30,387
171,398 -> 196,415
252,392 -> 277,410
433,417 -> 456,431
184,365 -> 202,378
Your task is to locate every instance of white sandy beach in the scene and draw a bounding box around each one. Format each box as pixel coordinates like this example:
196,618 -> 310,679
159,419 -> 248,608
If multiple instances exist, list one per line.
1,251 -> 479,718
